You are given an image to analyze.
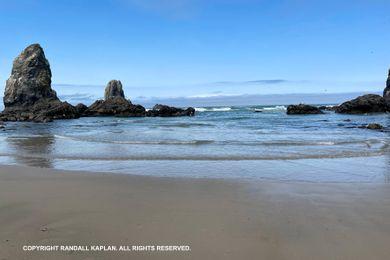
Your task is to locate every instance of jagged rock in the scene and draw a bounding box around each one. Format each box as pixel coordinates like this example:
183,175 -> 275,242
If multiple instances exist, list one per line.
0,44 -> 79,122
75,103 -> 88,114
335,94 -> 388,114
384,69 -> 390,104
146,104 -> 195,117
104,80 -> 125,100
286,104 -> 324,115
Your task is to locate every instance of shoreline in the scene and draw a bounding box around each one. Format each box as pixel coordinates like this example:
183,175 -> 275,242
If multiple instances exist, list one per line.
0,152 -> 388,183
1,164 -> 390,259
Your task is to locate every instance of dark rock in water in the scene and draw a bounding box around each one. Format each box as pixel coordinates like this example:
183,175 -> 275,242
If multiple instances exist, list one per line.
104,80 -> 125,100
75,103 -> 88,114
84,96 -> 146,117
85,81 -> 195,118
0,44 -> 79,122
146,104 -> 195,117
357,123 -> 384,130
1,100 -> 79,123
366,123 -> 384,130
286,104 -> 324,115
384,69 -> 390,104
335,94 -> 388,114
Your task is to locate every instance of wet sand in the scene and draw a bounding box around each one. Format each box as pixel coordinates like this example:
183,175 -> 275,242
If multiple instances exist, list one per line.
1,165 -> 390,260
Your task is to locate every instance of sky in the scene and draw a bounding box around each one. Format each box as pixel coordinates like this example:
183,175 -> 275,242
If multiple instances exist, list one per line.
0,0 -> 389,106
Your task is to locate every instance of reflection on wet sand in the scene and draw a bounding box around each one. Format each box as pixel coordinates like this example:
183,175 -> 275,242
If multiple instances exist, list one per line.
6,135 -> 55,168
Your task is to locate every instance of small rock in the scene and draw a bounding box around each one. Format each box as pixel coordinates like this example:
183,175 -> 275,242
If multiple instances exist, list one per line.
366,123 -> 384,130
40,227 -> 48,232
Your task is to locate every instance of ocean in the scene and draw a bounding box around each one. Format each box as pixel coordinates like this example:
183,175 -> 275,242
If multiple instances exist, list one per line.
0,105 -> 389,182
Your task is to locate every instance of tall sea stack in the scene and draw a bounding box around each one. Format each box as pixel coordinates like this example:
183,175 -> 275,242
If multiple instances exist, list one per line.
104,80 -> 125,100
384,69 -> 390,103
0,44 -> 79,122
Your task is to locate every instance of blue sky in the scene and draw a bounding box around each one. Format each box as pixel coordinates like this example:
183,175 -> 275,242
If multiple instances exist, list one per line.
0,0 -> 389,105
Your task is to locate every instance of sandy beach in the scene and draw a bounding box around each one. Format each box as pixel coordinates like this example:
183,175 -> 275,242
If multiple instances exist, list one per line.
0,165 -> 389,260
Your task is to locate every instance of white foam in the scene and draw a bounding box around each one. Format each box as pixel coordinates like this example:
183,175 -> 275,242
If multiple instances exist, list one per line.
195,107 -> 232,112
261,105 -> 287,111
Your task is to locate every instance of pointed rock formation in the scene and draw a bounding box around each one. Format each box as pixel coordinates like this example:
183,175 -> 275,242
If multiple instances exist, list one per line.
84,80 -> 146,117
104,80 -> 125,100
384,69 -> 390,103
0,44 -> 79,122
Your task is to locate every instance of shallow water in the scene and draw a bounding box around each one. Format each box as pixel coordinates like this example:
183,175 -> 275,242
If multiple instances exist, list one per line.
0,105 -> 389,182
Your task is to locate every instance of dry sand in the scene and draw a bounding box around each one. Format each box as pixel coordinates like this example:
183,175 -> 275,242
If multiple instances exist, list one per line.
1,165 -> 390,260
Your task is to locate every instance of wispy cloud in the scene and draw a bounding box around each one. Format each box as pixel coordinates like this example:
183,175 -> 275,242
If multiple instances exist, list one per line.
213,79 -> 291,86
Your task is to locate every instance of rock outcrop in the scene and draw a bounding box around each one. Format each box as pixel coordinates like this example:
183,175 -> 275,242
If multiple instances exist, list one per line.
84,81 -> 195,118
0,44 -> 79,122
384,69 -> 390,103
84,80 -> 146,117
365,123 -> 384,130
335,94 -> 388,114
146,104 -> 195,117
84,97 -> 146,117
104,80 -> 125,100
286,104 -> 324,115
75,103 -> 88,114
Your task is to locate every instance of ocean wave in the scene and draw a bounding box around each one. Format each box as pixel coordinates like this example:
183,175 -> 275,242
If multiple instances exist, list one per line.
0,151 -> 385,161
219,139 -> 386,147
157,122 -> 215,128
54,135 -> 214,145
259,105 -> 287,112
195,107 -> 233,112
52,135 -> 387,149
